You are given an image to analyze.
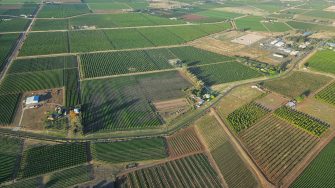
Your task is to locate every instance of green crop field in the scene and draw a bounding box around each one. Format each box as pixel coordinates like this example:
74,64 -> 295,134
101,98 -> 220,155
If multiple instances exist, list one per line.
9,56 -> 77,74
263,71 -> 332,98
195,114 -> 259,188
274,106 -> 330,136
315,82 -> 335,106
0,136 -> 22,183
307,49 -> 335,75
167,128 -> 203,157
92,138 -> 167,163
69,13 -> 184,29
0,93 -> 21,125
0,34 -> 19,71
64,68 -> 80,107
170,46 -> 235,66
32,19 -> 68,31
19,32 -> 69,56
0,4 -> 37,16
45,165 -> 93,188
0,70 -> 64,94
103,29 -> 153,49
290,138 -> 335,188
240,114 -> 318,184
80,49 -> 173,78
137,27 -> 185,46
227,102 -> 270,133
263,22 -> 291,32
236,16 -> 268,31
117,153 -> 223,188
81,71 -> 191,133
188,62 -> 262,85
69,30 -> 112,52
80,46 -> 233,78
88,2 -> 129,10
196,10 -> 243,21
287,21 -> 335,32
19,142 -> 88,178
37,4 -> 91,18
0,17 -> 29,32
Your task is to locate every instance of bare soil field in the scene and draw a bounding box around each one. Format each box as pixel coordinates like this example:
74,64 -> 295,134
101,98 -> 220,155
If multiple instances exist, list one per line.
154,98 -> 190,121
215,6 -> 266,16
190,31 -> 281,65
182,14 -> 206,21
311,31 -> 335,39
149,0 -> 186,9
231,33 -> 265,45
216,84 -> 264,118
255,92 -> 289,110
297,97 -> 335,128
324,6 -> 335,12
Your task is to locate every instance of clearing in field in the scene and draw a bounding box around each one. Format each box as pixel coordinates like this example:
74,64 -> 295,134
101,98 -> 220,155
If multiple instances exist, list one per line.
239,114 -> 319,185
167,127 -> 203,158
263,71 -> 332,98
153,98 -> 190,122
92,138 -> 167,164
290,138 -> 335,188
231,33 -> 265,45
216,84 -> 265,118
306,49 -> 335,75
195,114 -> 259,188
324,5 -> 335,12
297,96 -> 335,127
255,92 -> 289,110
216,6 -> 266,16
81,71 -> 191,133
116,153 -> 224,188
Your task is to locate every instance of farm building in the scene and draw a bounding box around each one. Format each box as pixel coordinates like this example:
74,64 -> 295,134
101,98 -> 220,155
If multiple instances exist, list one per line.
25,96 -> 39,105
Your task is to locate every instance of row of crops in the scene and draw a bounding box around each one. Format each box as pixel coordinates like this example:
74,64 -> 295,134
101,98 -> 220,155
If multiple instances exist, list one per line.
80,46 -> 235,78
0,94 -> 21,125
18,142 -> 89,178
188,61 -> 263,86
315,81 -> 335,106
0,136 -> 22,184
240,114 -> 319,184
290,138 -> 335,188
0,17 -> 30,33
195,115 -> 259,188
37,3 -> 91,18
3,165 -> 92,188
0,55 -> 80,108
20,23 -> 230,56
92,138 -> 167,163
0,34 -> 19,73
117,153 -> 224,188
227,102 -> 271,133
32,13 -> 186,31
81,71 -> 191,133
274,106 -> 330,136
167,127 -> 203,158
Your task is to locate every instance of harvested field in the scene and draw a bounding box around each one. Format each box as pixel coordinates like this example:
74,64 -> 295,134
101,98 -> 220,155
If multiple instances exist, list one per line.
255,92 -> 289,110
167,127 -> 203,158
182,14 -> 206,21
324,5 -> 335,12
240,114 -> 319,184
231,33 -> 265,45
154,98 -> 190,121
216,84 -> 265,118
263,71 -> 332,98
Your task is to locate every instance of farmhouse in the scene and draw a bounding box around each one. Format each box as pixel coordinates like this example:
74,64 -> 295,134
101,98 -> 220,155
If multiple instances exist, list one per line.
25,96 -> 39,105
